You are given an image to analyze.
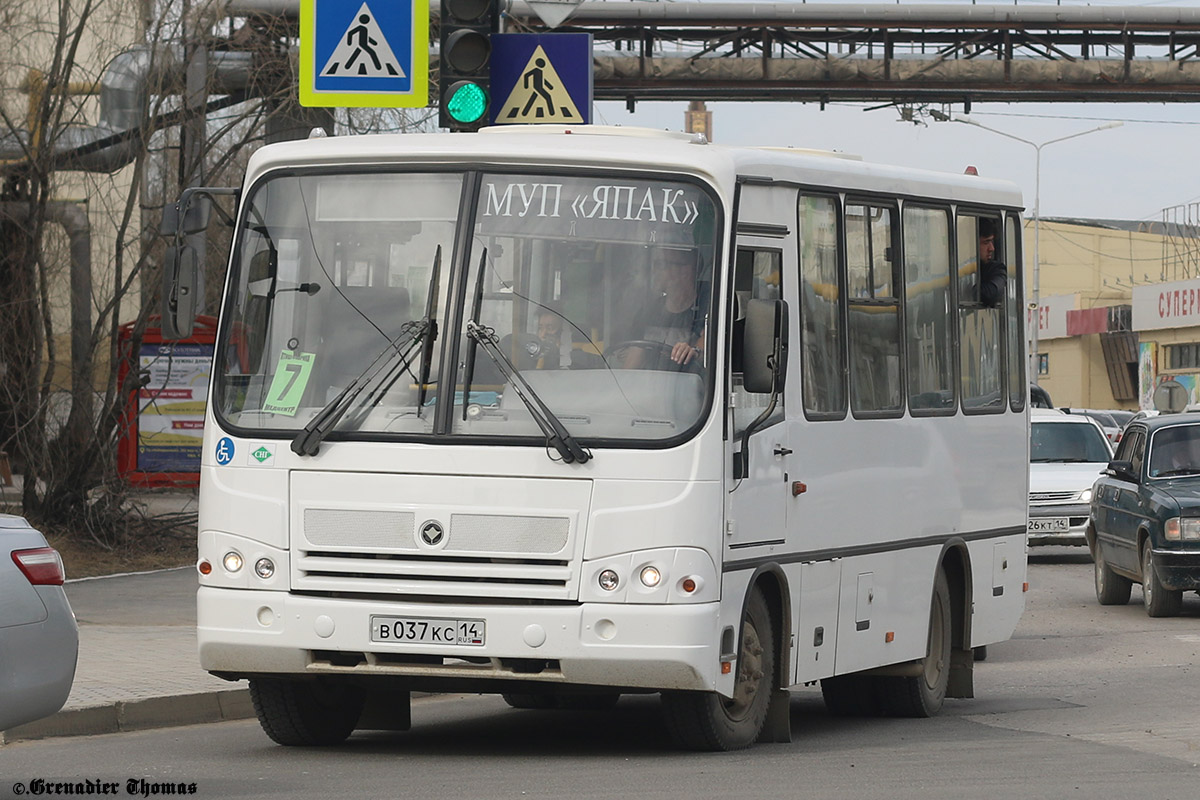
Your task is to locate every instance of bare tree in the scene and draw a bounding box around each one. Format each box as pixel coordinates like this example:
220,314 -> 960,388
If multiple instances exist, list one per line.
0,0 -> 353,545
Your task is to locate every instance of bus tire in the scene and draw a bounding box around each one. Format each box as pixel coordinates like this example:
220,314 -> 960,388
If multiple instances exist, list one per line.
878,569 -> 952,718
1093,540 -> 1132,605
249,676 -> 364,746
1142,539 -> 1182,618
660,588 -> 775,751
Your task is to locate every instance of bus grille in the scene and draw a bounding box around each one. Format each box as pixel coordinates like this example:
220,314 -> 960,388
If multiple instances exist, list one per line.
293,509 -> 575,599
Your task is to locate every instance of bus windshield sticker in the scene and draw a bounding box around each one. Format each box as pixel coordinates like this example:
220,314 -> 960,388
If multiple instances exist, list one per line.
479,176 -> 709,246
262,351 -> 316,416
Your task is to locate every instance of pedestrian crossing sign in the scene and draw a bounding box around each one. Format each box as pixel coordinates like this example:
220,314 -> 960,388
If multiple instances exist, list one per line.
300,0 -> 429,108
491,33 -> 593,125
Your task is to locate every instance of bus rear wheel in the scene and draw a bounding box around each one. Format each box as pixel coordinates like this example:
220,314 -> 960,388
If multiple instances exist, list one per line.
878,569 -> 952,718
661,588 -> 776,751
249,676 -> 364,746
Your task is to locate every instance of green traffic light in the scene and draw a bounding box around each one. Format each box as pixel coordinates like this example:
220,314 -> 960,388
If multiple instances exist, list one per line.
446,81 -> 488,125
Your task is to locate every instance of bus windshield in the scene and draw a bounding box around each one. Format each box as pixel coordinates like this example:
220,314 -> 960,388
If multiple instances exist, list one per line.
214,169 -> 720,446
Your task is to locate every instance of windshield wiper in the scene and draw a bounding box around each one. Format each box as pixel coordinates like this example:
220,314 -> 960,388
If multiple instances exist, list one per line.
466,319 -> 590,464
290,321 -> 428,456
460,248 -> 489,420
290,246 -> 442,456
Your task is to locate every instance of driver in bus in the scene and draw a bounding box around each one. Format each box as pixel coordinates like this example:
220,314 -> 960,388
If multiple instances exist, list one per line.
978,217 -> 1007,308
620,246 -> 707,369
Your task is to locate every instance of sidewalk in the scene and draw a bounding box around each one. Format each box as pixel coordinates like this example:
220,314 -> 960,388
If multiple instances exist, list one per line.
0,566 -> 254,745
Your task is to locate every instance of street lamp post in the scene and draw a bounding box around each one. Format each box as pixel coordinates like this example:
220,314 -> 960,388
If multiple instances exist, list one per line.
952,116 -> 1123,382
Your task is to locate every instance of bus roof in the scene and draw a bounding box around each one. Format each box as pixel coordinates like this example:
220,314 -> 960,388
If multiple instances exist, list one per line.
244,125 -> 1024,210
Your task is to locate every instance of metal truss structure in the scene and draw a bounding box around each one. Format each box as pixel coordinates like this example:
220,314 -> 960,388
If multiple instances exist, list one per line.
495,2 -> 1200,107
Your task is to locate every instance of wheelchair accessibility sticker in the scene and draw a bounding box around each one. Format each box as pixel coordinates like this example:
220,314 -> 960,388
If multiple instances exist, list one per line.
215,437 -> 235,466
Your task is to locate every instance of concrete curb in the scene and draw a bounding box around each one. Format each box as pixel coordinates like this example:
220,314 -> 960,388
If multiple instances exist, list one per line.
0,689 -> 253,745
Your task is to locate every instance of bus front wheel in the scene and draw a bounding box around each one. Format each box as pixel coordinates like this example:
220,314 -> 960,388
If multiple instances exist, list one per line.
249,676 -> 364,746
661,588 -> 776,751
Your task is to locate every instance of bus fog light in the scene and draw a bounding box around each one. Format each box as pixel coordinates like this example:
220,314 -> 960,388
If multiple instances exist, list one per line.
222,551 -> 244,573
594,618 -> 616,640
254,558 -> 275,579
598,569 -> 620,591
639,566 -> 662,587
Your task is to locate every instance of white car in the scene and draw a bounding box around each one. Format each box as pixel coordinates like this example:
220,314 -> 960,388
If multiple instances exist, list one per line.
1028,409 -> 1113,546
1059,408 -> 1134,446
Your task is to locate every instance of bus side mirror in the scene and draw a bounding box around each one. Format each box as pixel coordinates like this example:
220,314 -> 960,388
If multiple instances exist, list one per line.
159,186 -> 238,340
742,298 -> 788,394
161,244 -> 201,340
161,196 -> 212,236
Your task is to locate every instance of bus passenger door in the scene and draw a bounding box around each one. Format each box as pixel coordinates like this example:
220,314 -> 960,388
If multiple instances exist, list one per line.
726,236 -> 792,550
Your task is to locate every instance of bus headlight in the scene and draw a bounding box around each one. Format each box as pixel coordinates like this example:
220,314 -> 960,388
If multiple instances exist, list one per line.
222,551 -> 244,573
580,548 -> 717,603
639,566 -> 662,587
254,558 -> 275,579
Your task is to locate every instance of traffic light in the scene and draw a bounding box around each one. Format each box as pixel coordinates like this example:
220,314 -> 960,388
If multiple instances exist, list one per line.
439,0 -> 498,131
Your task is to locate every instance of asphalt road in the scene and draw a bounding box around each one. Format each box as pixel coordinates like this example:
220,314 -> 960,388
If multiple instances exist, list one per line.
2,548 -> 1198,800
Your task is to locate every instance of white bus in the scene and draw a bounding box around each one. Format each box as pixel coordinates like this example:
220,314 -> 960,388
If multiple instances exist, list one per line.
167,125 -> 1029,751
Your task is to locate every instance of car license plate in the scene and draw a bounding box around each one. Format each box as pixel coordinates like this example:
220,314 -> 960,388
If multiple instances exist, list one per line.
370,616 -> 486,646
1027,517 -> 1069,533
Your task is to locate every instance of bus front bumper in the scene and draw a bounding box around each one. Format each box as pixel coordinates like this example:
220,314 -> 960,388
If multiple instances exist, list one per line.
197,586 -> 721,693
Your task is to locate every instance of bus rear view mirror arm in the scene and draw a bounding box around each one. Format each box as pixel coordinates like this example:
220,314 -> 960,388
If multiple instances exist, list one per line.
161,244 -> 200,340
737,299 -> 789,479
161,186 -> 239,237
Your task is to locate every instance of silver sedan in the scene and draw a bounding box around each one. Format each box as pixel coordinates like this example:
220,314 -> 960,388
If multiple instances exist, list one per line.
0,514 -> 78,731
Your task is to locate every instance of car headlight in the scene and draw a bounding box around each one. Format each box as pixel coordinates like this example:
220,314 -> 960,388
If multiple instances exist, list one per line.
1165,517 -> 1200,541
1079,488 -> 1092,503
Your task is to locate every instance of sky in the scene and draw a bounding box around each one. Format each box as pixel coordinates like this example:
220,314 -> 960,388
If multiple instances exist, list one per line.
588,0 -> 1200,225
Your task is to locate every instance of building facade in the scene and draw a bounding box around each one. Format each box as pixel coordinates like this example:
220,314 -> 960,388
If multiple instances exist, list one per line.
1026,217 -> 1198,412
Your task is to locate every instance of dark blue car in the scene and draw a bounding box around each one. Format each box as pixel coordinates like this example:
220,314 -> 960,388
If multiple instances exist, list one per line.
1088,415 -> 1200,617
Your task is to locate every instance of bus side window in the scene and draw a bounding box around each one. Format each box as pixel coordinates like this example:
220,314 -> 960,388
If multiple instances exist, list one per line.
904,205 -> 954,413
958,213 -> 1004,410
846,202 -> 901,416
1005,213 -> 1025,410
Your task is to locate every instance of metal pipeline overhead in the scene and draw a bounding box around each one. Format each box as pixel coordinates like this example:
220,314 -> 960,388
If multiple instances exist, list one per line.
0,44 -> 255,174
222,0 -> 1200,27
